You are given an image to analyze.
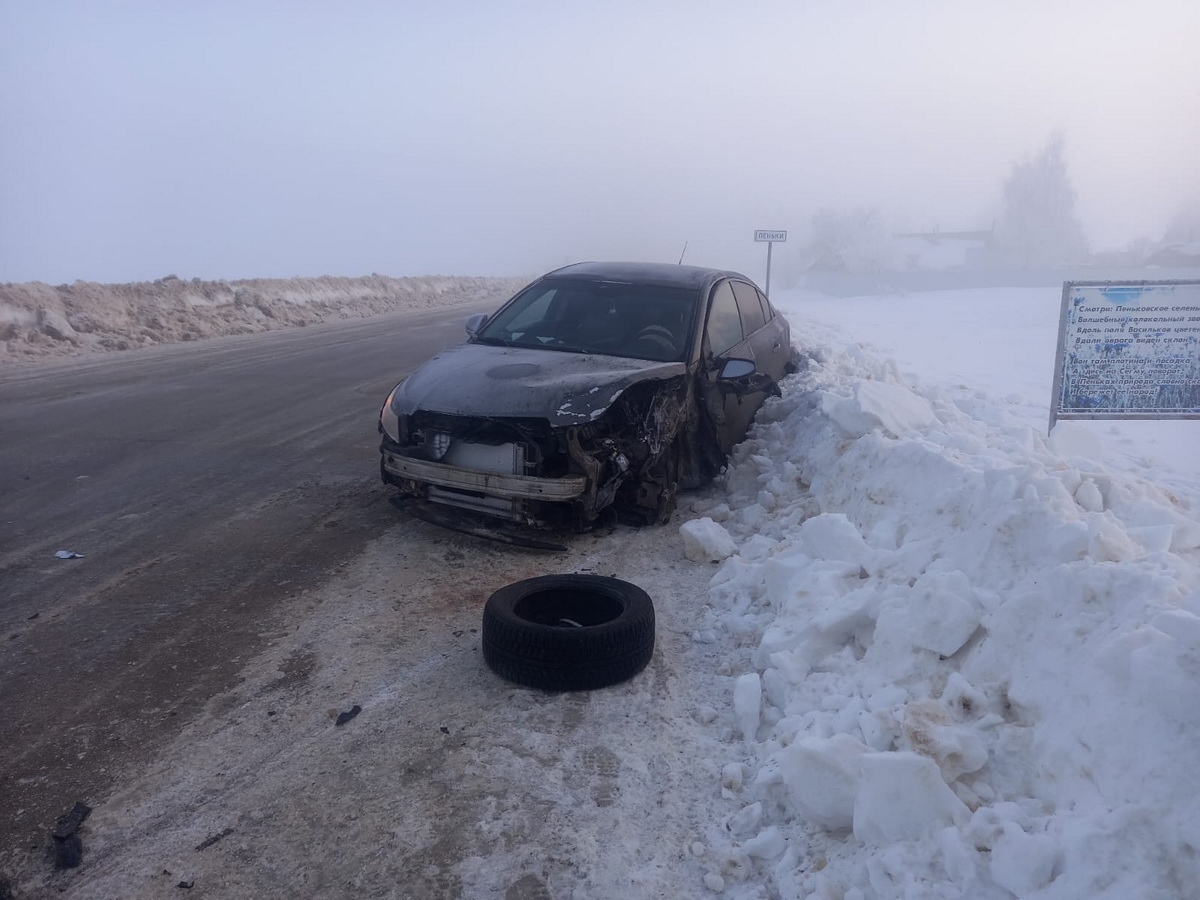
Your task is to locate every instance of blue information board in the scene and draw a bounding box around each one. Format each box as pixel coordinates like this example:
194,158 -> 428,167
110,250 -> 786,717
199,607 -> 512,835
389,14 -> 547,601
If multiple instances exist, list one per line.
1051,280 -> 1200,426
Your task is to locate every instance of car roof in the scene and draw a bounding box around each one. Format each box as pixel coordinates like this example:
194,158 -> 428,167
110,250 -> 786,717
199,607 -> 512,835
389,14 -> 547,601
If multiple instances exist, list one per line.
545,261 -> 753,291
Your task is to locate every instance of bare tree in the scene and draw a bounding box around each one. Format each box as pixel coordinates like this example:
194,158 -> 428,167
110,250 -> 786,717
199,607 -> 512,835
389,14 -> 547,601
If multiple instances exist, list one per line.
1164,198 -> 1200,243
806,207 -> 895,273
994,135 -> 1089,268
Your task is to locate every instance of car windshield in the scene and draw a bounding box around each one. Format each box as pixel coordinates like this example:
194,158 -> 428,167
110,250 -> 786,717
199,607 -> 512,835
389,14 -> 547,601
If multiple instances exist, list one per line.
475,278 -> 698,363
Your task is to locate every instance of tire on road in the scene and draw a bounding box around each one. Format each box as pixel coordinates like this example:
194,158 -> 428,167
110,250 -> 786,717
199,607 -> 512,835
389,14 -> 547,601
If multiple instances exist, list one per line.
482,574 -> 655,691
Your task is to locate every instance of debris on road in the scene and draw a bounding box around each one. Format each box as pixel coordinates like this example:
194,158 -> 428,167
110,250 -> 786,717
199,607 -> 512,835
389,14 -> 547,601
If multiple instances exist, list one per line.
52,801 -> 91,869
334,705 -> 362,727
53,550 -> 85,559
194,827 -> 234,851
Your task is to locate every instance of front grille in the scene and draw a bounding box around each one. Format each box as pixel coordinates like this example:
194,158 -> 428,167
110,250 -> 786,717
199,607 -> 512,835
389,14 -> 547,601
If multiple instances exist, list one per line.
410,412 -> 562,474
410,412 -> 551,445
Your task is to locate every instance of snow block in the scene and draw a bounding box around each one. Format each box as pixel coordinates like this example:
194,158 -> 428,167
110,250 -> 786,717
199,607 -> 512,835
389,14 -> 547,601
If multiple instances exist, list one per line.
743,826 -> 786,860
907,571 -> 982,657
901,699 -> 988,781
1074,479 -> 1104,512
680,517 -> 738,562
733,672 -> 762,741
989,822 -> 1058,895
1087,517 -> 1138,563
795,513 -> 871,565
37,309 -> 78,343
852,752 -> 970,845
778,734 -> 869,831
821,381 -> 937,439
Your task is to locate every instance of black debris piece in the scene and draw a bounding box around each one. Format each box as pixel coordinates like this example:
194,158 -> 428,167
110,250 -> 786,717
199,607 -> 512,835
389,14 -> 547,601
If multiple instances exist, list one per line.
195,827 -> 234,852
439,726 -> 450,735
26,612 -> 39,620
177,880 -> 195,889
52,801 -> 92,869
53,802 -> 92,839
53,834 -> 83,869
334,705 -> 362,727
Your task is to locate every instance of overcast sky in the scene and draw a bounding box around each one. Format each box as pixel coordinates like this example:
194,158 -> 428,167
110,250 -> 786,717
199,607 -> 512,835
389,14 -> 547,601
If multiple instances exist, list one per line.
2,0 -> 1197,284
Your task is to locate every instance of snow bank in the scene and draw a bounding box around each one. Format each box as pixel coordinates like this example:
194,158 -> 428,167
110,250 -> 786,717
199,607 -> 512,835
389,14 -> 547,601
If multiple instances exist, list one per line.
0,274 -> 527,364
685,323 -> 1200,898
681,517 -> 740,562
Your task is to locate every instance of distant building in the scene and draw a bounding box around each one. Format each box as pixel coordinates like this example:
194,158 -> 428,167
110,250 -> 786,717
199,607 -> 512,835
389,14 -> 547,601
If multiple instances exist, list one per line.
802,225 -> 994,275
889,229 -> 992,271
1142,241 -> 1200,268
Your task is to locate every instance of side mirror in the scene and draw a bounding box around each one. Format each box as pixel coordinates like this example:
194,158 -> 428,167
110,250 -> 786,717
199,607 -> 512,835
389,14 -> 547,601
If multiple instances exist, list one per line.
465,313 -> 488,338
718,358 -> 756,380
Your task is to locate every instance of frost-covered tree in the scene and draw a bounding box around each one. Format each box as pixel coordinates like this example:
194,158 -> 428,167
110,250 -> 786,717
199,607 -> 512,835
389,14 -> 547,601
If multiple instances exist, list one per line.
806,207 -> 895,273
993,135 -> 1089,268
1164,198 -> 1200,243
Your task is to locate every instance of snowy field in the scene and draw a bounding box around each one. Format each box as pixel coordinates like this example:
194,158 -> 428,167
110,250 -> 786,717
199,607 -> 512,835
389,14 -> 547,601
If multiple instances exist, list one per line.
682,285 -> 1200,898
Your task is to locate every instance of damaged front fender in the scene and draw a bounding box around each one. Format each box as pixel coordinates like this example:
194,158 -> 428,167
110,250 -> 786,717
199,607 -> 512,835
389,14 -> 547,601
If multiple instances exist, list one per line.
564,377 -> 693,524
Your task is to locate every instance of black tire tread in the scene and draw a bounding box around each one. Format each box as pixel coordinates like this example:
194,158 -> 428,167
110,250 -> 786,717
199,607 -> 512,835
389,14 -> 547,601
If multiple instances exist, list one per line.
481,575 -> 655,691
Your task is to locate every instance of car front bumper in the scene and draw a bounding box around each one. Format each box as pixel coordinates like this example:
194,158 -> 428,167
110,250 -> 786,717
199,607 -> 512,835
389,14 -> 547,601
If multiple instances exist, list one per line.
381,452 -> 587,502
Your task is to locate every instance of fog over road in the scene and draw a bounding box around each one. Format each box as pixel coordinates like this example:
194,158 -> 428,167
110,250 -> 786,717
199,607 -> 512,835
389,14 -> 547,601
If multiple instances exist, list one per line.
0,303 -> 490,860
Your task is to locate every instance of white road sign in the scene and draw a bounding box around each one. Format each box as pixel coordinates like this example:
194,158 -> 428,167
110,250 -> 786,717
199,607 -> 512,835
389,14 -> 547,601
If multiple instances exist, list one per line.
754,230 -> 787,242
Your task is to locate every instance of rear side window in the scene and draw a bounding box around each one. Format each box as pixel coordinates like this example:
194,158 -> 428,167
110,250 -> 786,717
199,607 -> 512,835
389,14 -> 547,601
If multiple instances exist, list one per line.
706,282 -> 743,356
732,281 -> 767,335
757,288 -> 774,322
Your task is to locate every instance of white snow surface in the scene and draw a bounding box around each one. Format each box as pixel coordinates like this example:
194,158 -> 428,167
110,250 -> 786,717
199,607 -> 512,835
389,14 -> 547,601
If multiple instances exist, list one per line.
684,286 -> 1200,899
0,274 -> 527,363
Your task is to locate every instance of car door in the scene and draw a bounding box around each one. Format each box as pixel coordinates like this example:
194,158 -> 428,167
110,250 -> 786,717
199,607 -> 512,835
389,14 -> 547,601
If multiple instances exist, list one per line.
698,279 -> 759,456
731,280 -> 788,382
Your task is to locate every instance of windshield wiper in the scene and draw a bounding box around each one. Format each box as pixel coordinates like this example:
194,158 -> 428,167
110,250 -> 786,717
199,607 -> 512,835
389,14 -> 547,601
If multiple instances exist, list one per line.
474,335 -> 519,348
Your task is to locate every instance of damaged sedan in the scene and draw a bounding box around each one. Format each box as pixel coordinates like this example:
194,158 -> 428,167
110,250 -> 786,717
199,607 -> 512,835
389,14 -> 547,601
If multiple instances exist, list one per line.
378,261 -> 796,541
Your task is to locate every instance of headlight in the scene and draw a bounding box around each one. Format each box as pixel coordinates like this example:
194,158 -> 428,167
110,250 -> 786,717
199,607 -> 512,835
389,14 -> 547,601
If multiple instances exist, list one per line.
428,431 -> 452,460
380,387 -> 403,443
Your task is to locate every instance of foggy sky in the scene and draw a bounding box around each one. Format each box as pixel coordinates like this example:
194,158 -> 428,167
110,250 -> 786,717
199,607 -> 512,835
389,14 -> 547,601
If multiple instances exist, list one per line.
2,0 -> 1197,285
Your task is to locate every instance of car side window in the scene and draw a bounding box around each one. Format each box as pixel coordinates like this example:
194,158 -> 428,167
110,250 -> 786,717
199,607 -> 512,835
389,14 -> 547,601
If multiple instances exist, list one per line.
732,281 -> 767,335
756,288 -> 774,323
706,282 -> 743,357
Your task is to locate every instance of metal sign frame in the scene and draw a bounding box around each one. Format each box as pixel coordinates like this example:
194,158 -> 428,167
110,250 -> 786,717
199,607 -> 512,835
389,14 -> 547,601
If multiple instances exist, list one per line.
753,230 -> 787,297
1049,279 -> 1200,431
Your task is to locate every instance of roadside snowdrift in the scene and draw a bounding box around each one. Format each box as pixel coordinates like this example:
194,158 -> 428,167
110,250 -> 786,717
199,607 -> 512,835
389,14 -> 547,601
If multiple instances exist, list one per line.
688,323 -> 1200,897
0,274 -> 527,364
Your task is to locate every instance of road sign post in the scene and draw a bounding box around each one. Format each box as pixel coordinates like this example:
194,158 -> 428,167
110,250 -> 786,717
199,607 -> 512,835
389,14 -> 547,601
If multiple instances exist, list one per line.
754,230 -> 787,297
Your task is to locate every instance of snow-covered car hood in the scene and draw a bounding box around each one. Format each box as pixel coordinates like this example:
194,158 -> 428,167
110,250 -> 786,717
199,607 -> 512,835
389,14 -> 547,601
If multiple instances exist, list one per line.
393,342 -> 687,425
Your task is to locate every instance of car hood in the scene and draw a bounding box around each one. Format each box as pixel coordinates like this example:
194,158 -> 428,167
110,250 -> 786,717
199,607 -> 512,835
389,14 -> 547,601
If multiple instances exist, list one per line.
393,342 -> 687,425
